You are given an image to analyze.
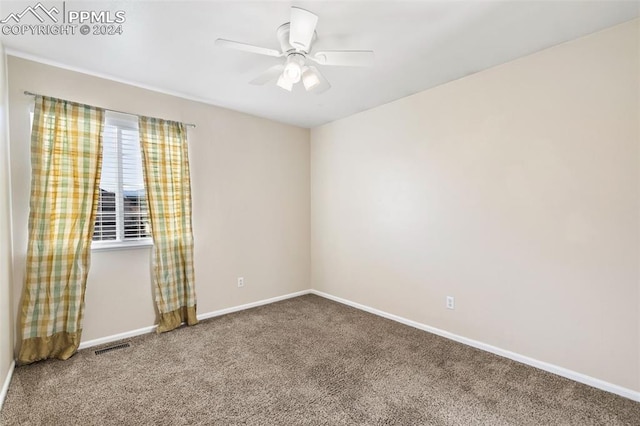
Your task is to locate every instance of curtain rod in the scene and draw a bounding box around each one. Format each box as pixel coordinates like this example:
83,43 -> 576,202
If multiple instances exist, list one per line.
23,91 -> 196,128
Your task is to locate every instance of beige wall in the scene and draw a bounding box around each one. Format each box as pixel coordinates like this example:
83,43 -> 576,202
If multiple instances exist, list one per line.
7,56 -> 310,345
0,43 -> 15,394
311,20 -> 639,391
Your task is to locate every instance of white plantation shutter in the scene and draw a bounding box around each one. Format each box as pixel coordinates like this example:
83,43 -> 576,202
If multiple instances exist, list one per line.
93,111 -> 151,246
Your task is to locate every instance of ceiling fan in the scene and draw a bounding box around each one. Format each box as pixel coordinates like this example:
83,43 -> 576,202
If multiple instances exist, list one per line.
215,6 -> 374,93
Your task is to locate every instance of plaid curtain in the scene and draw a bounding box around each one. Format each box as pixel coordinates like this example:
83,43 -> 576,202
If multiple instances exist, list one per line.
138,117 -> 197,333
19,96 -> 104,364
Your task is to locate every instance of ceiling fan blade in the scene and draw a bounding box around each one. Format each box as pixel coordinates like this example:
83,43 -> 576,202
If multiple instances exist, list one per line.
250,65 -> 285,85
289,7 -> 318,52
215,39 -> 282,58
303,66 -> 331,94
312,50 -> 374,67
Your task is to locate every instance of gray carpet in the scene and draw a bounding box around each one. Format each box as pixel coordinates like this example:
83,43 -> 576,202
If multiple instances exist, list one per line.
1,294 -> 638,425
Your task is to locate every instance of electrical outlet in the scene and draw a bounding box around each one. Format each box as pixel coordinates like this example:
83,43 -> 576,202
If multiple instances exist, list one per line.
237,277 -> 244,288
446,296 -> 455,310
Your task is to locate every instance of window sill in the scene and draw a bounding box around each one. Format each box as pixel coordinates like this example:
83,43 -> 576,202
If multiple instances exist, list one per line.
91,239 -> 153,252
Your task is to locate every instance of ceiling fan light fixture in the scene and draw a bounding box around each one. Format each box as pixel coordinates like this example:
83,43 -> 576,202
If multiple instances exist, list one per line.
284,63 -> 301,83
302,67 -> 320,91
276,73 -> 293,91
283,54 -> 305,84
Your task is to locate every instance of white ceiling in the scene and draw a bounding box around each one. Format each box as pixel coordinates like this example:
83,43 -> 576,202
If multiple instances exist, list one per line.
1,1 -> 638,128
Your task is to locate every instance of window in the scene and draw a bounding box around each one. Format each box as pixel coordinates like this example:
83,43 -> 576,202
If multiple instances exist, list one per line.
93,111 -> 151,248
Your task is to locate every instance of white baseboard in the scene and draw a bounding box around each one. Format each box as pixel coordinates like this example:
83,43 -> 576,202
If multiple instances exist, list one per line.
78,289 -> 312,350
0,361 -> 15,412
78,325 -> 156,350
309,289 -> 640,403
196,290 -> 311,321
